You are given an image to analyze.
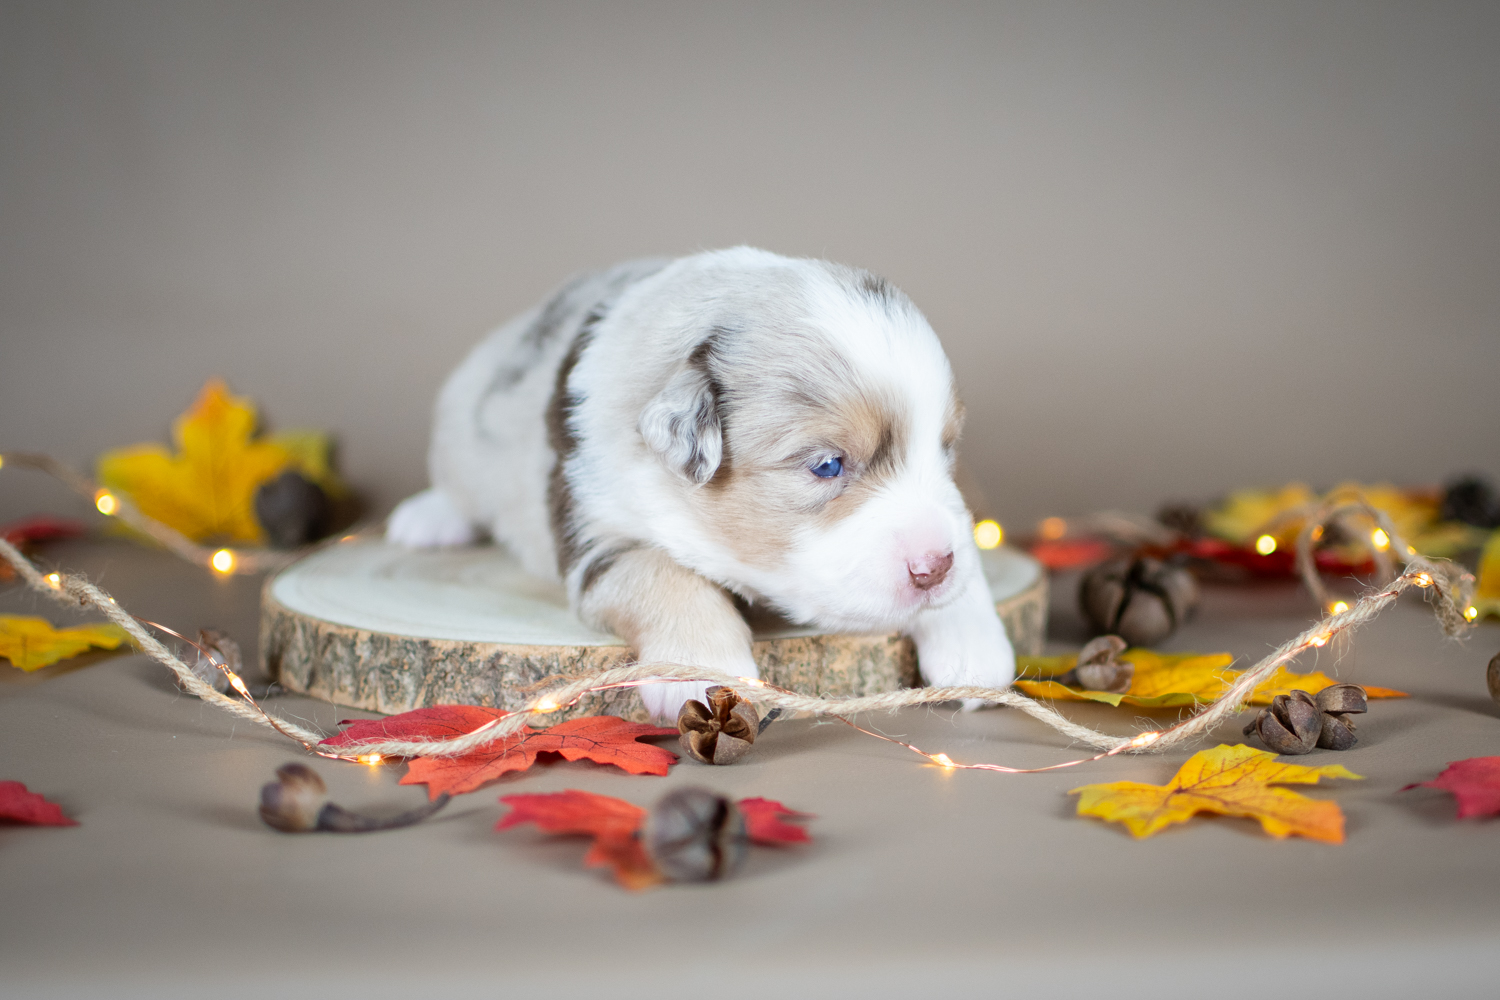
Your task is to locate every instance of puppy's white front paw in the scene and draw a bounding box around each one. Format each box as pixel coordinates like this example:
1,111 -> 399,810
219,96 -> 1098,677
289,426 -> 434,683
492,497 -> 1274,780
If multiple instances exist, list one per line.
909,577 -> 1015,707
386,488 -> 478,548
639,680 -> 715,725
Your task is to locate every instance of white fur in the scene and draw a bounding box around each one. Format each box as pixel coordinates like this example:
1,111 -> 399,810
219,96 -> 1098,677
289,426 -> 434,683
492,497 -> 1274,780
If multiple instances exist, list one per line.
392,248 -> 1015,721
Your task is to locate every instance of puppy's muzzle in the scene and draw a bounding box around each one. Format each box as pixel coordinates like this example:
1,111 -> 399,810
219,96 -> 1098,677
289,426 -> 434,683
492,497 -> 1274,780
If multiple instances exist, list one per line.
908,550 -> 953,591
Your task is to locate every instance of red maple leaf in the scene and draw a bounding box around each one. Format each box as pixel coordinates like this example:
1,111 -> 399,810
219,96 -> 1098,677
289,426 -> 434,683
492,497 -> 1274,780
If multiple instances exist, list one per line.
0,781 -> 78,826
0,516 -> 88,548
499,790 -> 659,889
321,708 -> 679,798
496,790 -> 814,889
1405,757 -> 1500,819
738,797 -> 814,845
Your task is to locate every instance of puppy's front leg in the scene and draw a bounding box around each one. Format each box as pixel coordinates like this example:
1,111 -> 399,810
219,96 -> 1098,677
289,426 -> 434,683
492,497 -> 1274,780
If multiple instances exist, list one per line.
907,571 -> 1015,709
578,546 -> 759,722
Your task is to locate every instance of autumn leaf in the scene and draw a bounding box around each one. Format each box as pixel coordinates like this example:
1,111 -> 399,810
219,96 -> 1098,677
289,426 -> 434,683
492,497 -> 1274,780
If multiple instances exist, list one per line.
321,708 -> 680,798
496,790 -> 814,889
498,790 -> 660,889
1403,757 -> 1500,819
1015,648 -> 1406,708
96,379 -> 342,544
1071,743 -> 1361,842
0,781 -> 77,826
0,614 -> 133,672
738,797 -> 813,845
1468,529 -> 1500,622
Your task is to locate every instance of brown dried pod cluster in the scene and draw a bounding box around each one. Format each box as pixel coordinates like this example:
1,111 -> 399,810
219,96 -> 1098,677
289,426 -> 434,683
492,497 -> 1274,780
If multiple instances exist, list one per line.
258,762 -> 450,833
174,628 -> 240,695
1056,635 -> 1134,693
677,686 -> 759,765
1487,650 -> 1500,706
643,787 -> 748,881
1079,557 -> 1200,648
1244,684 -> 1367,754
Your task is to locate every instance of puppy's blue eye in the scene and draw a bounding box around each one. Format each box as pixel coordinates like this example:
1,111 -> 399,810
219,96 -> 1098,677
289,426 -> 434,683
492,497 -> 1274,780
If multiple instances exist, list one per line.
810,457 -> 843,479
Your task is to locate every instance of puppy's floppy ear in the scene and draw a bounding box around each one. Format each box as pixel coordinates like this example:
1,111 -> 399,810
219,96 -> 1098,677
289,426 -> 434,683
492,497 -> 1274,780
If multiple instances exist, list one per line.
639,342 -> 722,485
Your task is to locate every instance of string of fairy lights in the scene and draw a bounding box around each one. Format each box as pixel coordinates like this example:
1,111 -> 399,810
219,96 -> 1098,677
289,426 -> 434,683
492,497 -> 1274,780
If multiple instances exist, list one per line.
0,451 -> 1482,774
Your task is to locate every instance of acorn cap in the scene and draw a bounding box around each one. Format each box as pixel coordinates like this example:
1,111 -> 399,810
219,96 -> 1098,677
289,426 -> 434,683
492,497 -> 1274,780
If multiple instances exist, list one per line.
258,762 -> 328,831
643,787 -> 748,882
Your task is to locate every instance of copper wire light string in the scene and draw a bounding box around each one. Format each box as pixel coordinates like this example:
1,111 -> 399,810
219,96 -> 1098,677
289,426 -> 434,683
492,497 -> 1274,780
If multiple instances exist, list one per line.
0,454 -> 1478,773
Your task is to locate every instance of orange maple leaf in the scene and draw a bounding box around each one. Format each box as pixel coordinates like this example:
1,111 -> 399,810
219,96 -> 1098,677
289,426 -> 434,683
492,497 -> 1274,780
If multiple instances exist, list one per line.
498,790 -> 660,889
320,707 -> 680,798
1071,743 -> 1362,842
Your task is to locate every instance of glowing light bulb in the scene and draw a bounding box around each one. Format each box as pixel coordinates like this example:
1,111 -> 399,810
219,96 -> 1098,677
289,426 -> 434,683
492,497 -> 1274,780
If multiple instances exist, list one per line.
1415,573 -> 1433,588
1371,529 -> 1390,551
358,754 -> 384,765
1311,634 -> 1329,647
535,698 -> 560,713
1038,517 -> 1067,541
1255,535 -> 1277,556
931,753 -> 956,768
1329,601 -> 1349,615
1406,545 -> 1417,555
1466,606 -> 1480,621
1310,525 -> 1324,542
1128,731 -> 1162,749
94,490 -> 117,515
228,673 -> 250,696
46,572 -> 61,589
211,549 -> 235,574
973,520 -> 1003,549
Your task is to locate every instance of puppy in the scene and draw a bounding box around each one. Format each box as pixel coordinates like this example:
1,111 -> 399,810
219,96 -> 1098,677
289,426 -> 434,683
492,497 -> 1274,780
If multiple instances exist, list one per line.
388,247 -> 1015,720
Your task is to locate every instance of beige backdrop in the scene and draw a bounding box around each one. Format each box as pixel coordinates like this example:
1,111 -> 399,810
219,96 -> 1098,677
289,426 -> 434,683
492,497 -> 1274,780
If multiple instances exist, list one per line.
3,1 -> 1498,533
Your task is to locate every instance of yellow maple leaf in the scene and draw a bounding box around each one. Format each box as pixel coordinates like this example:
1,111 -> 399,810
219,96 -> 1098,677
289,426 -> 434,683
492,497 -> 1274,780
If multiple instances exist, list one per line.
1071,743 -> 1362,841
1201,481 -> 1471,556
1470,529 -> 1500,622
0,614 -> 134,672
96,380 -> 341,544
1014,649 -> 1406,707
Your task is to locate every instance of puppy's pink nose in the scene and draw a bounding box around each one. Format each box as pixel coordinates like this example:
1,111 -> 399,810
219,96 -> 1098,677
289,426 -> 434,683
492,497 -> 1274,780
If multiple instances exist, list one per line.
908,551 -> 953,591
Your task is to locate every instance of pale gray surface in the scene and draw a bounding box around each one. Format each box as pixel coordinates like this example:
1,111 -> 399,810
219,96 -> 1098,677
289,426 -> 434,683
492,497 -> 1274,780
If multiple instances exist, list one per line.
269,539 -> 1040,643
4,538 -> 1500,998
3,1 -> 1499,534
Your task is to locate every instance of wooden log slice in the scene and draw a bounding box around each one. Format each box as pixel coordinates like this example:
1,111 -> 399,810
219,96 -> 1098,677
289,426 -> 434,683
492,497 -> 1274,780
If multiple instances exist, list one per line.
262,540 -> 1047,720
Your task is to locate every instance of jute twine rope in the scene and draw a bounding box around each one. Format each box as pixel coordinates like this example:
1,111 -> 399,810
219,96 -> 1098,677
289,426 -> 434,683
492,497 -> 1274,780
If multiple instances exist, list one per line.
0,496 -> 1475,762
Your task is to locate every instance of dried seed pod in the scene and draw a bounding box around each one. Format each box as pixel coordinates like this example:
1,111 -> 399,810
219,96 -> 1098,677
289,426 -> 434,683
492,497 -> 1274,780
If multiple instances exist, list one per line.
1317,712 -> 1358,751
677,685 -> 760,765
258,762 -> 449,833
1314,683 -> 1368,716
253,470 -> 331,548
1079,557 -> 1199,648
1244,690 -> 1321,755
174,628 -> 240,695
642,787 -> 748,882
1488,651 -> 1500,707
1058,635 -> 1133,693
